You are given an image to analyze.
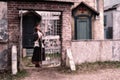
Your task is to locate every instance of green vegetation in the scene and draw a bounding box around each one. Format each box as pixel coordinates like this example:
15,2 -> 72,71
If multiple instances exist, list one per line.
0,69 -> 28,80
46,52 -> 61,58
77,61 -> 120,73
12,69 -> 28,80
57,61 -> 120,74
22,57 -> 34,67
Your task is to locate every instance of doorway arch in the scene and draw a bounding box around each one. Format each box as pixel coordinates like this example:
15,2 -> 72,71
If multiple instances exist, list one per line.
21,11 -> 62,67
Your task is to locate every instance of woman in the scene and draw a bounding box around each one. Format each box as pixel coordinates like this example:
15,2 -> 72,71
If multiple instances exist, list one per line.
32,23 -> 44,67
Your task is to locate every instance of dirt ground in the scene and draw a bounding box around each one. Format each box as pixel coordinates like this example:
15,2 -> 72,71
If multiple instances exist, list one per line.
22,67 -> 120,80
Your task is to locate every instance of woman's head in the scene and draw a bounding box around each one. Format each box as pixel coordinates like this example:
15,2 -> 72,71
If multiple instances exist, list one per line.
34,23 -> 41,32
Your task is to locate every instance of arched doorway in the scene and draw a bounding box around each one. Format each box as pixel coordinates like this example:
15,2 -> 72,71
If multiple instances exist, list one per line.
21,11 -> 62,68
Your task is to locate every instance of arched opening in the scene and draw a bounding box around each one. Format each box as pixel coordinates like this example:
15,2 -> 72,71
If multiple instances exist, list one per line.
20,11 -> 62,68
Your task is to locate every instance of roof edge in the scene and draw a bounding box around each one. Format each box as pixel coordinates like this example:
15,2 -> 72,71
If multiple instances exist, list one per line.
72,2 -> 99,16
4,0 -> 74,5
104,8 -> 116,12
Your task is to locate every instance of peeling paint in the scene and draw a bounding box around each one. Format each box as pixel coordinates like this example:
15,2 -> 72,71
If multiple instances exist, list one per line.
0,2 -> 8,70
0,2 -> 8,42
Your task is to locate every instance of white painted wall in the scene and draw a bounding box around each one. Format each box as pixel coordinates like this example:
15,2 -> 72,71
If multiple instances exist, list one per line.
71,40 -> 120,64
117,4 -> 120,10
104,0 -> 120,7
113,11 -> 120,39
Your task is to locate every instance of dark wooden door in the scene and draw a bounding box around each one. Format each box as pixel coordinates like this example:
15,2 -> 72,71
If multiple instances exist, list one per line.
22,13 -> 40,48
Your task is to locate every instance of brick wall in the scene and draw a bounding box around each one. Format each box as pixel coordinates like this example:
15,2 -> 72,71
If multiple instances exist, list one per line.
7,1 -> 73,67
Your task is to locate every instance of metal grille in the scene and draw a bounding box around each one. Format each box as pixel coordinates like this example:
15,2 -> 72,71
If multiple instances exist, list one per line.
38,11 -> 61,67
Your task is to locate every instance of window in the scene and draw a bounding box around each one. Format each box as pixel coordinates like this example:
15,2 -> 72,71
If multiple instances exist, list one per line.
104,27 -> 113,39
75,17 -> 91,40
104,15 -> 107,26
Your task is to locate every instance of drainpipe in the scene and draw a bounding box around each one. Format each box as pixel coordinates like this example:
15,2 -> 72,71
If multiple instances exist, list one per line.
19,10 -> 23,70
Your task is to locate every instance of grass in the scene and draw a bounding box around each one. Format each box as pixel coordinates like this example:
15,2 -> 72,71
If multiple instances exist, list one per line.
1,61 -> 120,79
46,52 -> 61,58
77,61 -> 120,71
22,57 -> 34,67
57,61 -> 120,74
0,69 -> 28,80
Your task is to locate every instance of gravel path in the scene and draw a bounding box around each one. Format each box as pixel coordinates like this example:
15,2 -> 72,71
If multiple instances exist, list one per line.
22,67 -> 120,80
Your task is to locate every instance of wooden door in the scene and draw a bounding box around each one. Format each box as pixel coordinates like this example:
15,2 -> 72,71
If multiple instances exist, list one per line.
75,17 -> 91,40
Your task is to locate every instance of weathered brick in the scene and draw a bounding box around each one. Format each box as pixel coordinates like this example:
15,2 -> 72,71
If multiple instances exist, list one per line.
7,1 -> 73,67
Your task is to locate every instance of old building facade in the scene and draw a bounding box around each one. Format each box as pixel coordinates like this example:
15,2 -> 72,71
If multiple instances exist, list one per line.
2,0 -> 119,71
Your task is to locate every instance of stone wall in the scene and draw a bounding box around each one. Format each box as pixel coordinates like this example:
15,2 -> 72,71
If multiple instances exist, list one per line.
0,2 -> 8,70
71,40 -> 120,64
0,43 -> 8,70
0,2 -> 8,41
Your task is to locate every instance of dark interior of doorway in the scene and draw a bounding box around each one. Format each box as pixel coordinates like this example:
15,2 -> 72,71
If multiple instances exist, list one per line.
22,11 -> 41,49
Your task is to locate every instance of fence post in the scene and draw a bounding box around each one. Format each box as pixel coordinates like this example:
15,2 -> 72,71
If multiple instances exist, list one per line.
66,48 -> 76,71
12,45 -> 17,75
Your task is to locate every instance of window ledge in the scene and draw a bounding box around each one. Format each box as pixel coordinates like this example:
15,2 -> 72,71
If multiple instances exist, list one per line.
0,40 -> 8,44
71,39 -> 115,42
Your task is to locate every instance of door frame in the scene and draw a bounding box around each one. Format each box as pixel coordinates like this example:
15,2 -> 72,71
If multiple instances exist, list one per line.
19,10 -> 62,66
74,15 -> 92,40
